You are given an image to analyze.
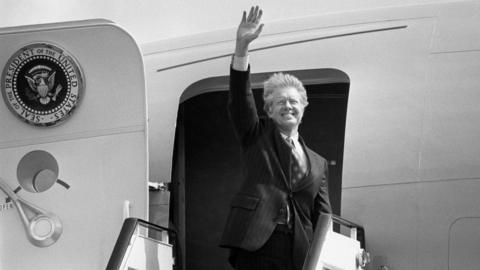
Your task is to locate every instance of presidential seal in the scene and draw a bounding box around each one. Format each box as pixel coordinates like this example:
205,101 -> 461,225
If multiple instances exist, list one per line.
1,43 -> 84,127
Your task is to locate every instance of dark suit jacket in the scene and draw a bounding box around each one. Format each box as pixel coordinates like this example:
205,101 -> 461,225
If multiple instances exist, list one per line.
220,66 -> 331,269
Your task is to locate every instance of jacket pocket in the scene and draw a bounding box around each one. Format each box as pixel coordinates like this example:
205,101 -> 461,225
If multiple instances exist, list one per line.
230,194 -> 260,210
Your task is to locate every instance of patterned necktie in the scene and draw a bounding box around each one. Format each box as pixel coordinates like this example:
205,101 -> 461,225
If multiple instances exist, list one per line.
286,137 -> 307,186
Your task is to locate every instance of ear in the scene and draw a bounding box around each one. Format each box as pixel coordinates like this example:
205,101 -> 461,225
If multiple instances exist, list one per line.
265,105 -> 274,118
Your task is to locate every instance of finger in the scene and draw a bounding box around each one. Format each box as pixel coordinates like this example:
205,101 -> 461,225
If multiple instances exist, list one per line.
255,9 -> 263,23
253,6 -> 260,21
241,11 -> 246,23
254,23 -> 264,37
247,6 -> 254,21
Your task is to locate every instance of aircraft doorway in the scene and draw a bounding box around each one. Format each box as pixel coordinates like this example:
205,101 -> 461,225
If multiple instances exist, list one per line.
170,69 -> 349,270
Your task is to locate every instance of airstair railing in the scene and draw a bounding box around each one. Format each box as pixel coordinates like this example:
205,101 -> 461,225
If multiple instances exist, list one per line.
303,214 -> 370,270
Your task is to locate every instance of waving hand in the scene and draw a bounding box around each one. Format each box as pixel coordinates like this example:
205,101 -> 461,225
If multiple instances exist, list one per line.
235,6 -> 264,57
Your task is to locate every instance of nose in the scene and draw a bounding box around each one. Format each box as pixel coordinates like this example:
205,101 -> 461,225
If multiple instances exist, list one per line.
284,100 -> 293,108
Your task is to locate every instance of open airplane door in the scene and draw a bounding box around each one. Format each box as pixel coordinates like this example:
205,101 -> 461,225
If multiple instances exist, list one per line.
0,20 -> 148,269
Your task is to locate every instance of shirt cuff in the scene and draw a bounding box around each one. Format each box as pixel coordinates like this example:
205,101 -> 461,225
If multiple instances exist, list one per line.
232,55 -> 249,71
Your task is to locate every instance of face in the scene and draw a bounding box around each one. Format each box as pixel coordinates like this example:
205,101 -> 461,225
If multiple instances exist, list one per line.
266,87 -> 305,134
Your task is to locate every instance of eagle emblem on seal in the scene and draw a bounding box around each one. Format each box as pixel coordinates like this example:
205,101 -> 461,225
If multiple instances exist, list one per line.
24,65 -> 63,105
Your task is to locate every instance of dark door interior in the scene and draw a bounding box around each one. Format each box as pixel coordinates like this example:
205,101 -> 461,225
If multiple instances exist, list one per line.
170,75 -> 349,270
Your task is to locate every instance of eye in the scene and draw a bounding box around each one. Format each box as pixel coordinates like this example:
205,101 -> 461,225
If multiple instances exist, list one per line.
276,99 -> 286,106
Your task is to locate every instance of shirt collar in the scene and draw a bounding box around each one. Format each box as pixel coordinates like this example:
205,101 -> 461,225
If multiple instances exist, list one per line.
280,132 -> 299,142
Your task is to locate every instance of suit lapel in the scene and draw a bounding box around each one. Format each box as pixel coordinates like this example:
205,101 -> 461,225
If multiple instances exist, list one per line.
298,135 -> 312,176
293,136 -> 314,191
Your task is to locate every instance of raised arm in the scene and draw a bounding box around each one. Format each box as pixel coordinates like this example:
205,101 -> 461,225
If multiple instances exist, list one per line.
229,7 -> 264,144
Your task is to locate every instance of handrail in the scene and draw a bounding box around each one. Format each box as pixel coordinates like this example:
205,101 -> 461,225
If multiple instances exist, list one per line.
304,214 -> 370,270
106,218 -> 178,270
332,214 -> 362,228
332,214 -> 366,249
303,214 -> 332,270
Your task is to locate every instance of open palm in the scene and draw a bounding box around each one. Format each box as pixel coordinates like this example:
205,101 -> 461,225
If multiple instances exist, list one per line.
237,6 -> 264,46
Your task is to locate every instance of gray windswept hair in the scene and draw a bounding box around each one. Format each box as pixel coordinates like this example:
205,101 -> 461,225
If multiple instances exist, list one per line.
262,72 -> 308,113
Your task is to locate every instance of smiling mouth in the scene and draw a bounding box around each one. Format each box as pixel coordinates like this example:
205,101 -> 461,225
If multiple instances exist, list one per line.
281,113 -> 296,120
